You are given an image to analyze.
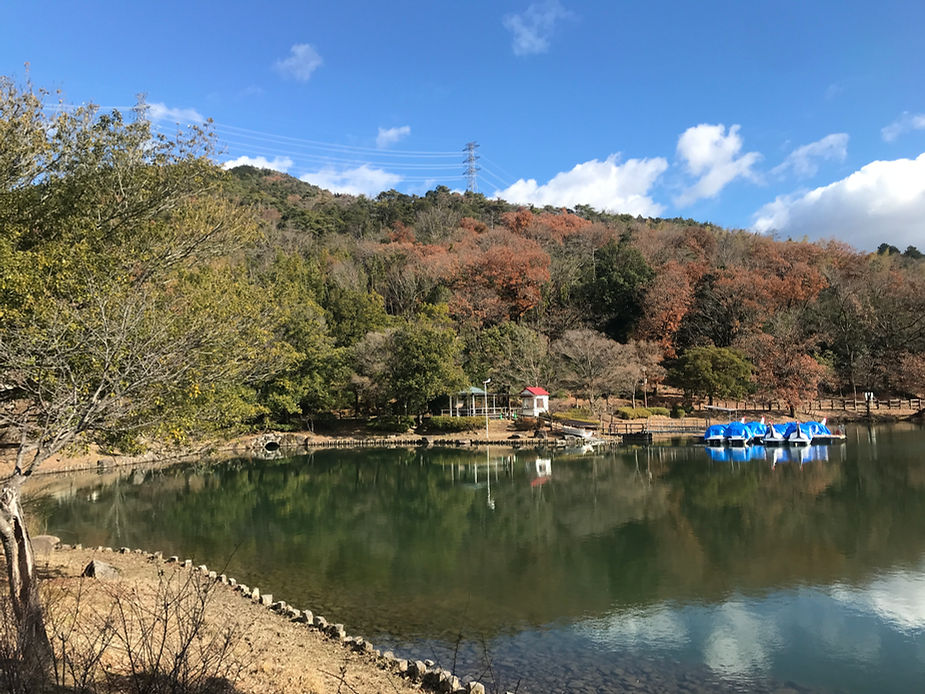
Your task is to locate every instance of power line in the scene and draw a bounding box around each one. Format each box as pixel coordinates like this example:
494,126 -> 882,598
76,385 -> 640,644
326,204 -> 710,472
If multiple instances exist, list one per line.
47,104 -> 503,193
479,166 -> 512,191
212,122 -> 460,157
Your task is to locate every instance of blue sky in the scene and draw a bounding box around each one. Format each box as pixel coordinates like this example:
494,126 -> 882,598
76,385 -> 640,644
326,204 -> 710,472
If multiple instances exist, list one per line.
3,1 -> 924,250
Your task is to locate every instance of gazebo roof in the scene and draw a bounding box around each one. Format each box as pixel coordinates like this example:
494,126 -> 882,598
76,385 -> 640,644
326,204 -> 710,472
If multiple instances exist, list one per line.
456,386 -> 487,395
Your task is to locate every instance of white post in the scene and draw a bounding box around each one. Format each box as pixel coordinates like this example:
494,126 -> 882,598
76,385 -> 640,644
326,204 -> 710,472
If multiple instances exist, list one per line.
483,378 -> 491,440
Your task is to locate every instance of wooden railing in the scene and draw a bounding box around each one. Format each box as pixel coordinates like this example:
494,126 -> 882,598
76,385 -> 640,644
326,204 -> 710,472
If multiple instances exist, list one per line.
607,421 -> 703,435
699,397 -> 922,413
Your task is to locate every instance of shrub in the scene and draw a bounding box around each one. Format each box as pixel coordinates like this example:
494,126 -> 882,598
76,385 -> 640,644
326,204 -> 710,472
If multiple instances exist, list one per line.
670,404 -> 689,419
616,406 -> 652,419
366,415 -> 415,433
648,406 -> 670,416
552,408 -> 596,423
425,416 -> 483,433
0,565 -> 250,694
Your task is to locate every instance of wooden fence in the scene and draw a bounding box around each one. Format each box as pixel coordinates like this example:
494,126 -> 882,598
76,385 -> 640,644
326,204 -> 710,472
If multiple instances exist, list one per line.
607,421 -> 703,436
702,397 -> 922,413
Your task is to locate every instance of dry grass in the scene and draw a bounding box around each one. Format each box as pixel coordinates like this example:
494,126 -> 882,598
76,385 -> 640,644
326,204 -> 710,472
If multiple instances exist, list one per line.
0,548 -> 416,694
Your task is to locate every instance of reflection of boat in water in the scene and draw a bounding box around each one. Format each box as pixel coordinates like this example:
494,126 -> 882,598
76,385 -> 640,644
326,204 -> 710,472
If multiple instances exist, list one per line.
705,443 -> 835,466
771,445 -> 830,468
706,445 -> 767,463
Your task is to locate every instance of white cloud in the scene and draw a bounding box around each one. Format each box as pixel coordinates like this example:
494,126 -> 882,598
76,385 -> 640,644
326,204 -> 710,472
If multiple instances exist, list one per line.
300,165 -> 402,197
676,123 -> 761,205
831,566 -> 925,633
221,155 -> 293,173
753,152 -> 925,250
502,1 -> 572,56
494,154 -> 668,216
275,43 -> 323,82
881,111 -> 925,142
376,125 -> 411,149
771,133 -> 849,178
146,102 -> 204,124
576,606 -> 689,649
703,601 -> 780,680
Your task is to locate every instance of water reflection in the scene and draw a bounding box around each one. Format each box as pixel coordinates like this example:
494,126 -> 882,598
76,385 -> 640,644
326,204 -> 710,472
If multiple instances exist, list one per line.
704,444 -> 835,466
25,423 -> 925,693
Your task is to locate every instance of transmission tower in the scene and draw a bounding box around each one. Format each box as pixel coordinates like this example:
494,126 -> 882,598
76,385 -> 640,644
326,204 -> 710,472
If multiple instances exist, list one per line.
463,141 -> 480,193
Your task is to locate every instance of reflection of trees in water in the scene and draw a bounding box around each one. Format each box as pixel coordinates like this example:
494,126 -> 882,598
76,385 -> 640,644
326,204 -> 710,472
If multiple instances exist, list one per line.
27,432 -> 925,642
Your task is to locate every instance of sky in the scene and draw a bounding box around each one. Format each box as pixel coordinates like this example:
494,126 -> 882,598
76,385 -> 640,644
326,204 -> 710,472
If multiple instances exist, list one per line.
2,1 -> 924,250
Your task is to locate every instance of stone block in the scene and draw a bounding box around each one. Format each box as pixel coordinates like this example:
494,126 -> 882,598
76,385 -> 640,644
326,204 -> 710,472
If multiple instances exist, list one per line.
31,535 -> 60,556
82,559 -> 118,579
410,660 -> 427,680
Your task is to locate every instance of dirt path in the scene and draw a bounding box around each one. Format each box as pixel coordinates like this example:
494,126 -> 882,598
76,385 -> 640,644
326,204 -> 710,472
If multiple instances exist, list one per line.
22,544 -> 460,694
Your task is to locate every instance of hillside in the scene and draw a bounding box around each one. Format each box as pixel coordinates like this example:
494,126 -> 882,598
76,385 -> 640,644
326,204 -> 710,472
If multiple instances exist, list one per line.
222,165 -> 925,427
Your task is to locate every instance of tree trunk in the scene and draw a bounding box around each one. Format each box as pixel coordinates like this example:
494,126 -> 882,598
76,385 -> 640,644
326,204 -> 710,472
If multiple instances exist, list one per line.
0,473 -> 53,679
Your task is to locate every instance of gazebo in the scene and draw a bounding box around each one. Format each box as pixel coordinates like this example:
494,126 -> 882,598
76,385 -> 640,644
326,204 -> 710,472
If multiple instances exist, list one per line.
520,386 -> 550,417
446,386 -> 504,417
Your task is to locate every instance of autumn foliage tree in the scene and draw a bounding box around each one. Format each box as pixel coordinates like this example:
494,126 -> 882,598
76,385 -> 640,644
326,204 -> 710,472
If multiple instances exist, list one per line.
449,230 -> 550,326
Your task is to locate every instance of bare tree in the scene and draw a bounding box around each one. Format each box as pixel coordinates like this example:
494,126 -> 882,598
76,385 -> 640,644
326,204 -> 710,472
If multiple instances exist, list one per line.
552,329 -> 625,408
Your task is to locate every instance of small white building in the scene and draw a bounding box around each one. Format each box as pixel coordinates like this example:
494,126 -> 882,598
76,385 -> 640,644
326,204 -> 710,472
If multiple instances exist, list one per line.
520,387 -> 550,417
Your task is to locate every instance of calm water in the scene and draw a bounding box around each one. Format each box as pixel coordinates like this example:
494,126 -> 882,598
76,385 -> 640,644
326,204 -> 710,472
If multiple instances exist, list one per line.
28,423 -> 925,693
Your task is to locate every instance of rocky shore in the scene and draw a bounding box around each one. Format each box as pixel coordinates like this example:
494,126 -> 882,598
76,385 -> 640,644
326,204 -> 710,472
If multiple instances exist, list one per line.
27,542 -> 495,694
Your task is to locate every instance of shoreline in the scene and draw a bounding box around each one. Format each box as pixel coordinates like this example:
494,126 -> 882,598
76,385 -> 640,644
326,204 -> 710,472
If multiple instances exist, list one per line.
11,406 -> 921,480
29,543 -> 472,694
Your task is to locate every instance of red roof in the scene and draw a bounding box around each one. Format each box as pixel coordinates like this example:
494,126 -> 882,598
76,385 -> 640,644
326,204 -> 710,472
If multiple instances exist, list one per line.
521,386 -> 550,396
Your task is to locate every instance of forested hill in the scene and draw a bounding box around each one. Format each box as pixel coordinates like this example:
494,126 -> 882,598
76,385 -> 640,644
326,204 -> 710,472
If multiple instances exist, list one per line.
223,164 -> 925,423
4,83 -> 921,468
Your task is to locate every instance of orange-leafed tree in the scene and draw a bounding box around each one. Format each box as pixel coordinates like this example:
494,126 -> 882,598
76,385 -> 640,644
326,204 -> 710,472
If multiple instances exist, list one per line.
636,260 -> 696,357
745,315 -> 827,416
449,231 -> 550,326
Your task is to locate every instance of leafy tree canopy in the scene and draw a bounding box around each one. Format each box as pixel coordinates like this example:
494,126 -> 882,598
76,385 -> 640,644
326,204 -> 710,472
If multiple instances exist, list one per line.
668,346 -> 754,404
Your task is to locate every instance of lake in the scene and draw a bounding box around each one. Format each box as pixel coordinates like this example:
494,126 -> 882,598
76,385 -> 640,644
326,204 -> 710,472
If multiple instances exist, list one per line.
28,423 -> 925,693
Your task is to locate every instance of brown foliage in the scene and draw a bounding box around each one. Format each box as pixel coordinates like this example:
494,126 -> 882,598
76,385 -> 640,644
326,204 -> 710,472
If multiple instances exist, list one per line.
448,230 -> 550,326
500,208 -> 534,235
